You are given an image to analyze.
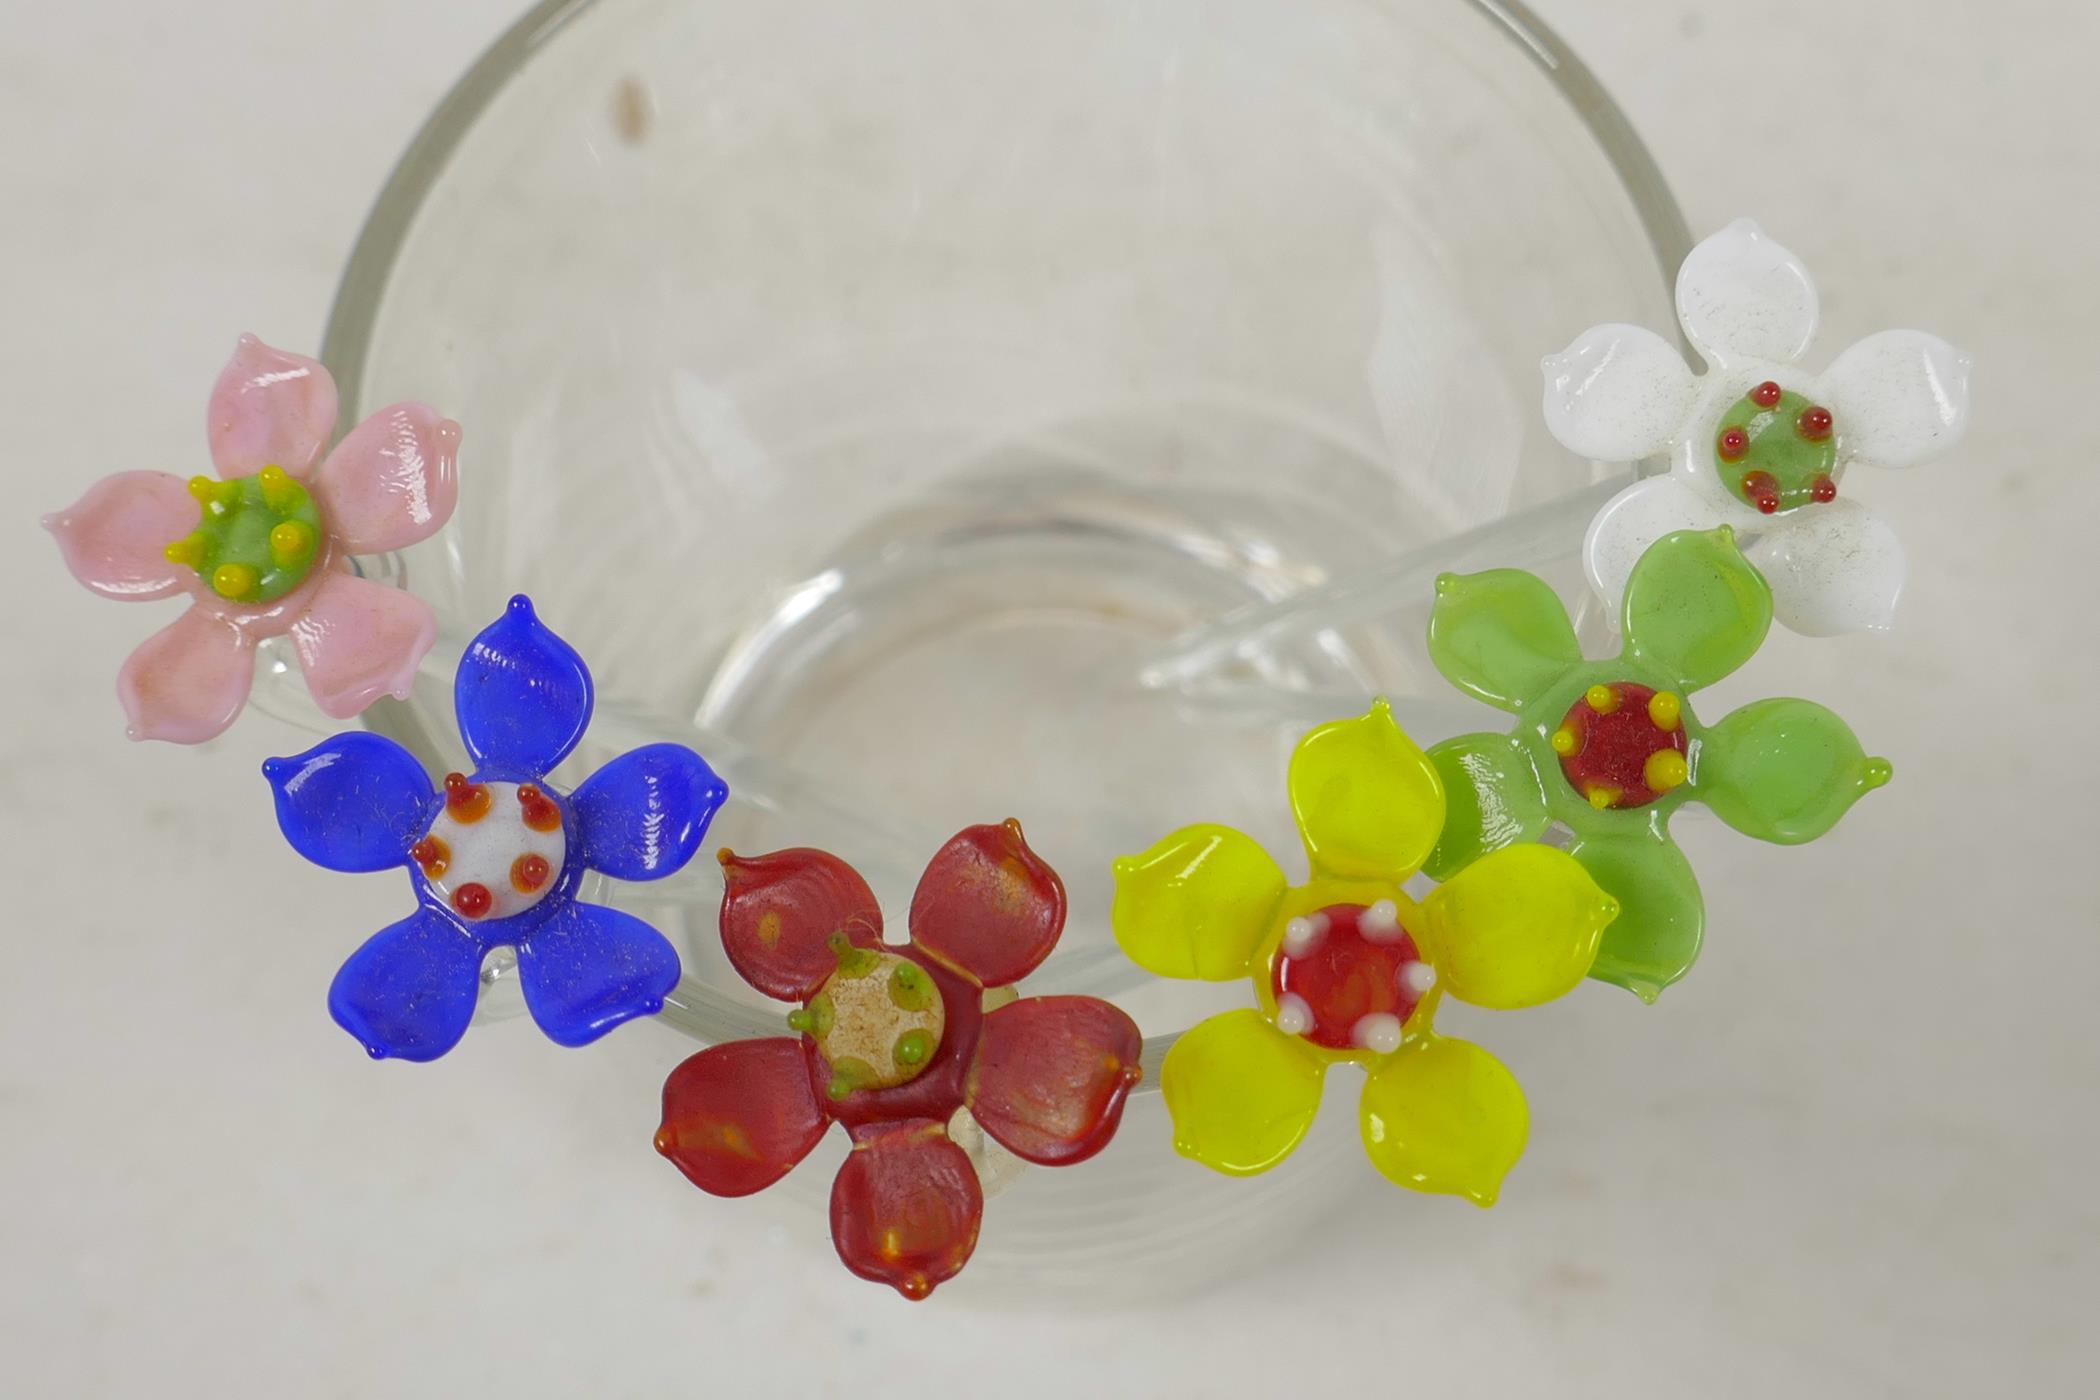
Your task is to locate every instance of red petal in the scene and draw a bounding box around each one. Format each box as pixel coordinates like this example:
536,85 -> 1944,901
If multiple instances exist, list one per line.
830,1120 -> 983,1300
718,847 -> 884,1001
967,996 -> 1144,1166
907,820 -> 1065,987
656,1038 -> 828,1197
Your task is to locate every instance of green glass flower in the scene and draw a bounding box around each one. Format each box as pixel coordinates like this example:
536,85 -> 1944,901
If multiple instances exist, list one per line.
1423,526 -> 1891,1002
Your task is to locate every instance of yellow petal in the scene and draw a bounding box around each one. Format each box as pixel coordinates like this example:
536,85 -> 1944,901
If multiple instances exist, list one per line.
1422,844 -> 1618,1009
1288,699 -> 1445,884
1111,825 -> 1286,980
1161,1009 -> 1327,1175
1358,1035 -> 1527,1205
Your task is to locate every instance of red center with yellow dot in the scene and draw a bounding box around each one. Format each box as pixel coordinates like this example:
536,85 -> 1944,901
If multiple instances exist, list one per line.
1550,682 -> 1690,810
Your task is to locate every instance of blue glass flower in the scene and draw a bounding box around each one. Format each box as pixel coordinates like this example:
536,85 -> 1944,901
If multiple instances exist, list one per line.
263,595 -> 727,1061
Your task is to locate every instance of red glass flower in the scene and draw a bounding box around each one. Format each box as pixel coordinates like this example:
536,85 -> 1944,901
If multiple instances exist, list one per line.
655,820 -> 1144,1300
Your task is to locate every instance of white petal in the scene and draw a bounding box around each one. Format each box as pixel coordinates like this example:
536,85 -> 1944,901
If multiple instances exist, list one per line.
1540,323 -> 1697,462
1817,330 -> 1974,469
1675,218 -> 1819,369
1584,474 -> 1727,620
1743,499 -> 1906,637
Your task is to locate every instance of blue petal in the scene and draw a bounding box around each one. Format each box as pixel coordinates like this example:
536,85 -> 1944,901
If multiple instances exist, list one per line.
328,906 -> 486,1061
572,743 -> 727,882
515,901 -> 680,1047
263,733 -> 434,873
454,595 -> 594,779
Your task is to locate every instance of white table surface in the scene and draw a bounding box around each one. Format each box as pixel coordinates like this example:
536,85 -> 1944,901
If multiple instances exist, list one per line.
2,1 -> 2092,1394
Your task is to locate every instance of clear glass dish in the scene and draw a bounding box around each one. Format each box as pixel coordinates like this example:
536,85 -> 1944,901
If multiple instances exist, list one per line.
316,0 -> 1684,1299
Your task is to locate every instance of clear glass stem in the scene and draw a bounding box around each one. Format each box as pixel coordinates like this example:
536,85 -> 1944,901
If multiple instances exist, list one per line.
1136,478 -> 1624,692
261,618 -> 928,876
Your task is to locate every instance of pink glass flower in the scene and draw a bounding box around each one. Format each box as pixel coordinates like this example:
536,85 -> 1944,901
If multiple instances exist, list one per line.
43,335 -> 459,743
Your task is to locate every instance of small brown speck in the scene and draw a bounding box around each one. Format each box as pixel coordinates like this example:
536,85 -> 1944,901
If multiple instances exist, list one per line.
613,76 -> 654,145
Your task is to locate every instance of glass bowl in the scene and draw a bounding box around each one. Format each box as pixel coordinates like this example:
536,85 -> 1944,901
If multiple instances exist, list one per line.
318,0 -> 1684,1300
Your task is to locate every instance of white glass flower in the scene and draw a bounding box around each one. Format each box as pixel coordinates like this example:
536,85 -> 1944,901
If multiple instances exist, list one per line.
1543,219 -> 1973,636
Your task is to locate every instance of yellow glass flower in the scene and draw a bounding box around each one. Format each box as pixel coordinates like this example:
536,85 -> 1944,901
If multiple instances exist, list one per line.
1111,700 -> 1619,1205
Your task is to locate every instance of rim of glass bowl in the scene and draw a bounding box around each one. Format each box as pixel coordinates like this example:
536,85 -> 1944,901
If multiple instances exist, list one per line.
318,0 -> 1691,1075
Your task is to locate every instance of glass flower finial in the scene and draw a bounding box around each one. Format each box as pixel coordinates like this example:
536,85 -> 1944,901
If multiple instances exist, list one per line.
43,335 -> 460,741
656,822 -> 1143,1300
1110,701 -> 1619,1206
1544,218 -> 1972,636
264,595 -> 727,1059
1424,526 -> 1890,1002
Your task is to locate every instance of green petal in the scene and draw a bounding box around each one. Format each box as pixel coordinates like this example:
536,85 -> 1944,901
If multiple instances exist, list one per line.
1422,732 -> 1551,881
1428,568 -> 1583,712
1567,830 -> 1704,1002
1619,527 -> 1771,692
1697,697 -> 1893,844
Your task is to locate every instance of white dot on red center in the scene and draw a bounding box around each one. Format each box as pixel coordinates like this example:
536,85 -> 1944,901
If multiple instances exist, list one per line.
1270,902 -> 1430,1051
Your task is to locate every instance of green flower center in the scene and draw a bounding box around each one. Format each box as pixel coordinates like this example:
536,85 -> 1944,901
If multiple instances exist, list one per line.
787,935 -> 945,1100
163,467 -> 321,604
1713,380 -> 1837,515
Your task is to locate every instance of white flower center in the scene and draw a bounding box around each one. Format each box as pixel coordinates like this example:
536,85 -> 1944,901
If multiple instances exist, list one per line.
413,778 -> 567,922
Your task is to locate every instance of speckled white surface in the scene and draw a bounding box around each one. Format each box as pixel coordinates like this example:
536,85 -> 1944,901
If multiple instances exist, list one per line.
2,1 -> 2094,1394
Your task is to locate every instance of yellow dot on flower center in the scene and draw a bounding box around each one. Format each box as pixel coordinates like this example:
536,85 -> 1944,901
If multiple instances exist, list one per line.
258,464 -> 299,512
1549,725 -> 1578,756
1644,750 -> 1689,793
210,562 -> 258,600
269,519 -> 315,568
1586,785 -> 1620,810
1584,684 -> 1620,715
1648,691 -> 1682,732
163,533 -> 205,568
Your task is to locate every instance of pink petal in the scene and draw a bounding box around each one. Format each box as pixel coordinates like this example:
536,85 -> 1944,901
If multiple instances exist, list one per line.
311,404 -> 461,553
206,334 -> 338,479
117,607 -> 256,743
191,545 -> 340,642
289,571 -> 437,719
43,472 -> 200,600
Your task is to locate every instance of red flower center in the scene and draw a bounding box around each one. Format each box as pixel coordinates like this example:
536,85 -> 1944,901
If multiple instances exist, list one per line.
1269,902 -> 1433,1052
1551,681 -> 1689,810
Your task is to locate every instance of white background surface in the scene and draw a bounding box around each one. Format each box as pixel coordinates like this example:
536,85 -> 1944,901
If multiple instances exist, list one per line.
2,1 -> 2093,1395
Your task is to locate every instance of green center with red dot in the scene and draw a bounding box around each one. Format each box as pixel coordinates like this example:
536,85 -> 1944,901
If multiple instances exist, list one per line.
1713,379 -> 1837,515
